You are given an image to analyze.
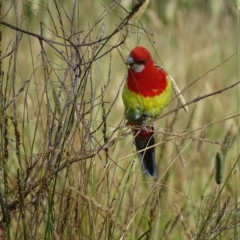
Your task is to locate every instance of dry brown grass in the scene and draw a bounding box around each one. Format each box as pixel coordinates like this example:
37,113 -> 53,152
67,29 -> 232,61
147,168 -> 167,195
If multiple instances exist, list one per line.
1,0 -> 240,239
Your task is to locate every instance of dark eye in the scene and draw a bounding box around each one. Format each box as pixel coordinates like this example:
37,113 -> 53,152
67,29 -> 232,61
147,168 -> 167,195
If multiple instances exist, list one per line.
135,60 -> 145,64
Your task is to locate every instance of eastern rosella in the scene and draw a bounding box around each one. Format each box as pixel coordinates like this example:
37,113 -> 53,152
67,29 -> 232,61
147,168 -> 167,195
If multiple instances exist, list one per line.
122,46 -> 173,178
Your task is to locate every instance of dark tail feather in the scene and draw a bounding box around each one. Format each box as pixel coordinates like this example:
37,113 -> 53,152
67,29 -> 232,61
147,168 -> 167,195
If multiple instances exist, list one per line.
134,125 -> 157,178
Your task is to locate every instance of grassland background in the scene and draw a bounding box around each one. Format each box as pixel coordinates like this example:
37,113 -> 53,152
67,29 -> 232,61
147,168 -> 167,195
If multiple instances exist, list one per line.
1,0 -> 240,239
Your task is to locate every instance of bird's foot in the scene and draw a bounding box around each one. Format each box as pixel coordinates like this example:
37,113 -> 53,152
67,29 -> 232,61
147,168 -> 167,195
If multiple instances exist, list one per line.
141,112 -> 151,122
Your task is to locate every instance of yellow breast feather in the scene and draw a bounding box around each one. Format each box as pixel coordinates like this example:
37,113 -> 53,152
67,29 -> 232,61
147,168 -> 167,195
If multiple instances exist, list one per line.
122,77 -> 172,122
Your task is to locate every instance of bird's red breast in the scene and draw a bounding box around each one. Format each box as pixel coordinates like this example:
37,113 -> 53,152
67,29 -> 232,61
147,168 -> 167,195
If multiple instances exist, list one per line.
127,66 -> 168,98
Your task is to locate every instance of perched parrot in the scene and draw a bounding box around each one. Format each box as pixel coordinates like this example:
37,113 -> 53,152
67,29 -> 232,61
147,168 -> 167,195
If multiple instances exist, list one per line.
122,46 -> 173,178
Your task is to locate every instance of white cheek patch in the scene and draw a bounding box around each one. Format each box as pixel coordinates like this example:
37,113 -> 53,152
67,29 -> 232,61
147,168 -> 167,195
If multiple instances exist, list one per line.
130,63 -> 145,73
